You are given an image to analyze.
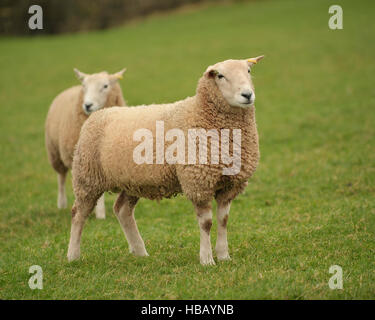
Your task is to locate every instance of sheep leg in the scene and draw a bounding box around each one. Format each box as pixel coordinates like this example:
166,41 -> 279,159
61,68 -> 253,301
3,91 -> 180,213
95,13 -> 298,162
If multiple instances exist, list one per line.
194,203 -> 215,266
95,193 -> 106,219
57,172 -> 67,209
67,200 -> 96,261
113,191 -> 148,256
215,200 -> 231,261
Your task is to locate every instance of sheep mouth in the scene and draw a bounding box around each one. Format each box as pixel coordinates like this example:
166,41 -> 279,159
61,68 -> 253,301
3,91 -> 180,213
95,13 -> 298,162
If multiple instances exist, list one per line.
82,104 -> 99,115
241,101 -> 254,106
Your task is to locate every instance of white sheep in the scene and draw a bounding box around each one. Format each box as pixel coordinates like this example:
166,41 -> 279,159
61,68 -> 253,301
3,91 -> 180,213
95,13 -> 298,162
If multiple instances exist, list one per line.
45,68 -> 126,219
68,57 -> 264,264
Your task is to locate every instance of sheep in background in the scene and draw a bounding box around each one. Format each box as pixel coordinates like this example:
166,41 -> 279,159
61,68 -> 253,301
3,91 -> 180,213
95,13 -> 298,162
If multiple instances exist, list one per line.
45,68 -> 127,219
68,57 -> 264,264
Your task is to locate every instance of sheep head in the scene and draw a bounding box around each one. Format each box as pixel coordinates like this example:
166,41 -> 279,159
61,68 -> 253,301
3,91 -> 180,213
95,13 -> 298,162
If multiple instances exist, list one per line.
74,68 -> 126,115
204,56 -> 264,109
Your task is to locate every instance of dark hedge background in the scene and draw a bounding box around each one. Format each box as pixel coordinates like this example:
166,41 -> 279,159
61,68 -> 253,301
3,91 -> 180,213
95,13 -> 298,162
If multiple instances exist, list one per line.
0,0 -> 222,35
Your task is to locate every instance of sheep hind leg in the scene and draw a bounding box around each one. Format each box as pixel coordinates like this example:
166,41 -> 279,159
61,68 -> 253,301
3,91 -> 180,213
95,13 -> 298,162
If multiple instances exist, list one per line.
194,203 -> 215,266
67,198 -> 97,262
113,191 -> 148,257
95,193 -> 106,219
215,200 -> 231,261
57,171 -> 68,209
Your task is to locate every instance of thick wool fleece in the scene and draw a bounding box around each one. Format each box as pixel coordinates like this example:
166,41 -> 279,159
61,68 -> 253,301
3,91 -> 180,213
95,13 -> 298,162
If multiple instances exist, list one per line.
45,82 -> 126,173
71,74 -> 259,211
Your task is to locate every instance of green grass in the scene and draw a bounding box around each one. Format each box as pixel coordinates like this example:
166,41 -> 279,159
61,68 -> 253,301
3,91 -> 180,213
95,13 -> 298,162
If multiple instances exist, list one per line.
1,0 -> 375,299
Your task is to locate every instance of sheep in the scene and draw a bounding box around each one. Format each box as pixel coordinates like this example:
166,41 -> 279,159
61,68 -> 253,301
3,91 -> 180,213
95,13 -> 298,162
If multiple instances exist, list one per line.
67,57 -> 264,265
45,68 -> 127,219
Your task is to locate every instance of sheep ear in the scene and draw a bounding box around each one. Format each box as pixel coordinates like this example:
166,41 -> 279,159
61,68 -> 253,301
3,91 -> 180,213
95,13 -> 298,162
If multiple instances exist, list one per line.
246,55 -> 265,66
74,68 -> 88,82
110,68 -> 127,83
204,66 -> 218,78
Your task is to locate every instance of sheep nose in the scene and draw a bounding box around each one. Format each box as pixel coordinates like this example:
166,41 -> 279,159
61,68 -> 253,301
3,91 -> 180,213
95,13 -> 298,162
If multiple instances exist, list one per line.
241,92 -> 252,100
84,103 -> 93,111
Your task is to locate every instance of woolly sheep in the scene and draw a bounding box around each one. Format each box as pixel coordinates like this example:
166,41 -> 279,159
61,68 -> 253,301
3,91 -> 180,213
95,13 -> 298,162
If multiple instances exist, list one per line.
67,57 -> 264,265
45,68 -> 126,219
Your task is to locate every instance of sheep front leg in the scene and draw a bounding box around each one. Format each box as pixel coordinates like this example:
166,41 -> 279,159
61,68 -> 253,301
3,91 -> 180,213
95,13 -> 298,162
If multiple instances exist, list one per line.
95,193 -> 106,219
195,204 -> 215,266
57,172 -> 67,209
215,201 -> 231,261
113,191 -> 148,256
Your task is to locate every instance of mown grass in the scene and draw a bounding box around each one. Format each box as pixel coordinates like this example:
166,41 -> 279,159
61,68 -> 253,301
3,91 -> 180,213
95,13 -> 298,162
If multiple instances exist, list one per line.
0,0 -> 375,299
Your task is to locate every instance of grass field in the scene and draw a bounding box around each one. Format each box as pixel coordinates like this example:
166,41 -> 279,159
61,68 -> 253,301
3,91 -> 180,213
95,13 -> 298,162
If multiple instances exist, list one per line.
1,0 -> 375,299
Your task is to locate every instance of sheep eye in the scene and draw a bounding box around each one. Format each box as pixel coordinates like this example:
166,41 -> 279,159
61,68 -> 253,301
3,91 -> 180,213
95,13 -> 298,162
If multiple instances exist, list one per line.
217,74 -> 224,79
248,69 -> 251,73
103,84 -> 108,89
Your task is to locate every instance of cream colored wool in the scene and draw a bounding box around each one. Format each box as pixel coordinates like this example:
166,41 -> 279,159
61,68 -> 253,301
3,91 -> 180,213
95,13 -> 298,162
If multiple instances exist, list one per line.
68,58 -> 264,265
45,69 -> 126,217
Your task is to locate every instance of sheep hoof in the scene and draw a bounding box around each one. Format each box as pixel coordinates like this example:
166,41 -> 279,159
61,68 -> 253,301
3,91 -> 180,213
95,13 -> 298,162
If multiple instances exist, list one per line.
200,255 -> 216,266
67,250 -> 80,262
134,251 -> 149,257
95,207 -> 106,219
57,197 -> 67,209
130,247 -> 149,257
217,253 -> 231,261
